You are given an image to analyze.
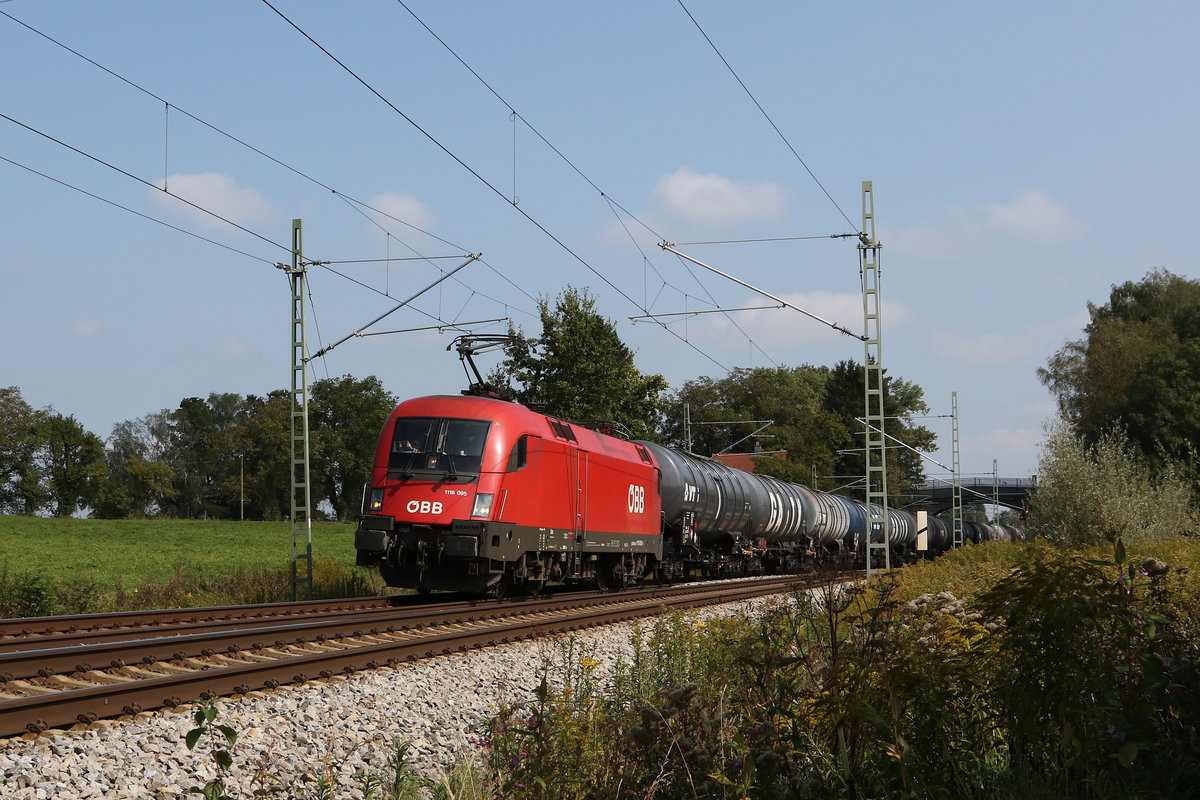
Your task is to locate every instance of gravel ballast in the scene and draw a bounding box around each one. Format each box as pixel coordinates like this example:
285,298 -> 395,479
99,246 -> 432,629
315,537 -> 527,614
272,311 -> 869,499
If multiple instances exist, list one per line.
0,595 -> 774,799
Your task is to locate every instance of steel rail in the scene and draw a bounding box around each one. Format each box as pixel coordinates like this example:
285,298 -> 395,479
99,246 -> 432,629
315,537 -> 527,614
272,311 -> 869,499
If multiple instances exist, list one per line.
0,576 -> 821,738
0,578 -> 798,676
0,596 -> 492,654
0,596 -> 399,639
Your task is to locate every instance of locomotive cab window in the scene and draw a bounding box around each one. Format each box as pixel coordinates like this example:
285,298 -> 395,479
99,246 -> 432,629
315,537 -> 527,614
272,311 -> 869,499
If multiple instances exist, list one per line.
388,417 -> 490,478
507,434 -> 533,472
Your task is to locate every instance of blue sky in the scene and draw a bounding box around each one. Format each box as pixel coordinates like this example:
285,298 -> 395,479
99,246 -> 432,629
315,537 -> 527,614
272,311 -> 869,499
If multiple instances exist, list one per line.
2,1 -> 1196,484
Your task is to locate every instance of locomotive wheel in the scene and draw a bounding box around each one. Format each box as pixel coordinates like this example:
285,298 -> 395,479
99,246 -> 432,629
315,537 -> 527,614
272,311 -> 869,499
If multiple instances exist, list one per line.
525,579 -> 546,597
489,575 -> 510,600
595,557 -> 618,592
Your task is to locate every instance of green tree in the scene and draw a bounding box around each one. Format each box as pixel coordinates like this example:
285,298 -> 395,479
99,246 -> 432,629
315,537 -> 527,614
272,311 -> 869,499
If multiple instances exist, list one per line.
125,394 -> 256,519
823,359 -> 935,497
0,387 -> 47,515
661,365 -> 845,485
35,413 -> 106,517
310,375 -> 397,521
1039,269 -> 1200,481
95,416 -> 176,518
493,287 -> 667,440
661,362 -> 934,498
220,391 -> 292,521
94,456 -> 177,519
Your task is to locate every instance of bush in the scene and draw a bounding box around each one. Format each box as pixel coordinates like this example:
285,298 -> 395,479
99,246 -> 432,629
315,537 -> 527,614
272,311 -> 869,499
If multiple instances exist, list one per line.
0,566 -> 55,617
1032,421 -> 1196,547
457,543 -> 1200,799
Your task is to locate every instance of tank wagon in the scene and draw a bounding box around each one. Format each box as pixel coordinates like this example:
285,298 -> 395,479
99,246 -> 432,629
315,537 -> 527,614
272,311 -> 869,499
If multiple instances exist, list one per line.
354,394 -> 1016,594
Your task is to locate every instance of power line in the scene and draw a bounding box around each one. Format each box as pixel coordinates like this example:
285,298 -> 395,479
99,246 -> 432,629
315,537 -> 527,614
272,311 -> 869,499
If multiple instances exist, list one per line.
674,0 -> 857,230
261,1 -> 637,303
0,154 -> 276,265
670,234 -> 859,246
391,0 -> 787,373
661,244 -> 865,341
1,111 -> 290,254
1,8 -> 537,321
396,0 -> 780,371
263,0 -> 739,375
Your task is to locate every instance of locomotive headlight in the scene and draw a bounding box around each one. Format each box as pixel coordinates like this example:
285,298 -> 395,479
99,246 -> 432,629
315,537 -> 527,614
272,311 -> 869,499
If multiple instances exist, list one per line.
471,493 -> 495,519
368,488 -> 385,513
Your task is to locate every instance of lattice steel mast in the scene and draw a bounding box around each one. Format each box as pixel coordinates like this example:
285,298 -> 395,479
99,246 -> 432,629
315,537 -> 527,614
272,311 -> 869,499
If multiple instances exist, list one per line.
859,181 -> 891,575
951,391 -> 964,548
284,219 -> 313,600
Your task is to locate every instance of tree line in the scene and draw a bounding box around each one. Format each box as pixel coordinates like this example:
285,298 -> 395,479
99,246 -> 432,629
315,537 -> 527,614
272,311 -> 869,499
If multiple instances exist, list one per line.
0,286 -> 942,521
10,267 -> 1195,525
0,376 -> 395,521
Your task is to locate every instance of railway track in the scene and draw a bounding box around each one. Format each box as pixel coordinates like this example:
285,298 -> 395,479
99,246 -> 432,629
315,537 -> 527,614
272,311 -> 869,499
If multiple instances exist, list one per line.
0,575 -> 827,739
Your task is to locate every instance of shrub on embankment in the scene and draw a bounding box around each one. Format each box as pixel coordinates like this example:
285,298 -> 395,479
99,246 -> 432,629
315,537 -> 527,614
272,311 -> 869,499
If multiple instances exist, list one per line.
453,539 -> 1200,800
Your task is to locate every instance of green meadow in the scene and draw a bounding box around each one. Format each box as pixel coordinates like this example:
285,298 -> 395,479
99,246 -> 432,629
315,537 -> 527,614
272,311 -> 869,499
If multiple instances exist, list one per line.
0,516 -> 382,615
0,516 -> 358,588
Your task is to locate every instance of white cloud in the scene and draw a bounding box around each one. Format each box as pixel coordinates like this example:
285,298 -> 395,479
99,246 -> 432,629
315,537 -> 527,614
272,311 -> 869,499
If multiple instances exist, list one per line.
150,173 -> 275,230
69,319 -> 102,338
983,190 -> 1085,244
969,427 -> 1042,453
209,335 -> 260,364
888,190 -> 1085,260
598,214 -> 667,249
367,191 -> 436,233
5,257 -> 37,279
928,311 -> 1088,365
651,167 -> 786,229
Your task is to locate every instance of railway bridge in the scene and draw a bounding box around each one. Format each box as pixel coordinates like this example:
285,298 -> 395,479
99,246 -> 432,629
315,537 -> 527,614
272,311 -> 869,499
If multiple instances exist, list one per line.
901,477 -> 1036,514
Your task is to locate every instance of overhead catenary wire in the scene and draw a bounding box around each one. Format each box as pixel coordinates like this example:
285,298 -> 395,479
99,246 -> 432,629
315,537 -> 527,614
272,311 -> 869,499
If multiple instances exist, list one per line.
1,8 -> 537,323
0,154 -> 276,265
629,305 -> 784,322
0,111 -> 290,255
661,244 -> 866,341
358,317 -> 510,338
261,1 -> 637,307
12,5 -> 842,380
305,254 -> 481,361
671,234 -> 860,246
674,0 -> 858,231
263,0 -> 745,376
396,0 -> 783,372
9,2 -> 788,378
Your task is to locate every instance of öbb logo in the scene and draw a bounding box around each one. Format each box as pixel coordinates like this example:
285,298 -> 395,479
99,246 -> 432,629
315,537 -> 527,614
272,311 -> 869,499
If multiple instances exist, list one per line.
406,500 -> 444,515
627,484 -> 645,514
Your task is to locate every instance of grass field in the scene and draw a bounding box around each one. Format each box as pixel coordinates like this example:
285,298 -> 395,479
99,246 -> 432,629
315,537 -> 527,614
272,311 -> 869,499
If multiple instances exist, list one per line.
0,515 -> 359,591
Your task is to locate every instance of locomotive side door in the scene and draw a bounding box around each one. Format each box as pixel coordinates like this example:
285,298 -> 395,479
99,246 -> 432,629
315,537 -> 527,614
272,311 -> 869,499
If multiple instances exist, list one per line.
575,450 -> 589,543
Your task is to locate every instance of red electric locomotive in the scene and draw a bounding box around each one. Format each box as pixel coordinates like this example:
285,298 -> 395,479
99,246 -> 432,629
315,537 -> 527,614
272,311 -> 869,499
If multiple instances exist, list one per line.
354,394 -> 662,595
